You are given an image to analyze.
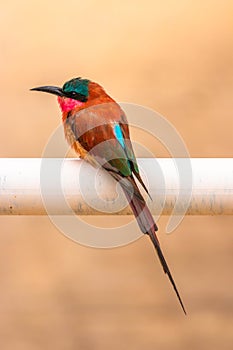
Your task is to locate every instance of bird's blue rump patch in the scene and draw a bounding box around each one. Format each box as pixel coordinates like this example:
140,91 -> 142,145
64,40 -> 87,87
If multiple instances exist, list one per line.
114,123 -> 125,149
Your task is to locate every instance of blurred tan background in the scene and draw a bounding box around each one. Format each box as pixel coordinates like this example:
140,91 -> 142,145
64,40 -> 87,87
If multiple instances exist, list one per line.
0,1 -> 233,349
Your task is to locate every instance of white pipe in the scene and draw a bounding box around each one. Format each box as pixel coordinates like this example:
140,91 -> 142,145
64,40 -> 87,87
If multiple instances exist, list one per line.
0,158 -> 232,215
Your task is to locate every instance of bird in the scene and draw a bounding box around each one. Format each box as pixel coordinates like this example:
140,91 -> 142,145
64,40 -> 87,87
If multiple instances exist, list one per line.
31,77 -> 186,314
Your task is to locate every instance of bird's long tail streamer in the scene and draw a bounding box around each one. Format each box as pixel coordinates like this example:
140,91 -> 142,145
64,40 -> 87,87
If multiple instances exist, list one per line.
123,183 -> 186,315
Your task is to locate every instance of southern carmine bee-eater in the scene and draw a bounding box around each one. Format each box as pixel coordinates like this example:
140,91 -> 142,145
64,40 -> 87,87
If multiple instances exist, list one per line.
31,77 -> 186,314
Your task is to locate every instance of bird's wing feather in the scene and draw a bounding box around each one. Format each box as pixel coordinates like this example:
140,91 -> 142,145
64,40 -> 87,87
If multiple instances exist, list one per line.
68,103 -> 138,178
68,103 -> 151,195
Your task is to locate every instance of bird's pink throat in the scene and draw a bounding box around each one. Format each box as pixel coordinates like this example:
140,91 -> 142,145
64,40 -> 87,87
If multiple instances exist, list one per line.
57,96 -> 85,112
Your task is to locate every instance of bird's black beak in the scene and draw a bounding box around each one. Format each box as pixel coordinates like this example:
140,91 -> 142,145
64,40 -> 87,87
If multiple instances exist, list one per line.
30,86 -> 65,97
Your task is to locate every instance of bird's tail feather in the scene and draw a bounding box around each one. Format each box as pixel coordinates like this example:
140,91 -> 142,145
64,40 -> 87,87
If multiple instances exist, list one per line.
123,183 -> 186,315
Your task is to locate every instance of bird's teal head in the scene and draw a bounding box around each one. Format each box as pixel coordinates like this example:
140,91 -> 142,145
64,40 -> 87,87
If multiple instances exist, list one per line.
62,77 -> 90,101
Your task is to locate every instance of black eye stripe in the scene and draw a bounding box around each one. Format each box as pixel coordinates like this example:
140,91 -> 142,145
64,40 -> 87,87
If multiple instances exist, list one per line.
64,91 -> 88,102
